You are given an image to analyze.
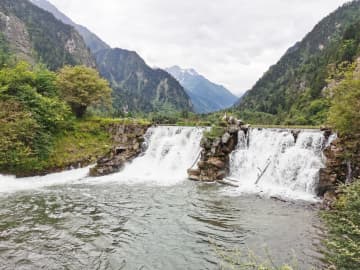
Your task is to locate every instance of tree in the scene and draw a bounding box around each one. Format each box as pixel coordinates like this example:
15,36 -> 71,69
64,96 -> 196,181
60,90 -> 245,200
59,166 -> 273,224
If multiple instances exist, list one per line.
328,67 -> 360,136
56,66 -> 112,118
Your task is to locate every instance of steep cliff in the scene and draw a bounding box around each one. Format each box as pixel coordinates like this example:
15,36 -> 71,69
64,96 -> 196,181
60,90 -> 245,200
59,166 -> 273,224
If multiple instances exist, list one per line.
0,0 -> 94,69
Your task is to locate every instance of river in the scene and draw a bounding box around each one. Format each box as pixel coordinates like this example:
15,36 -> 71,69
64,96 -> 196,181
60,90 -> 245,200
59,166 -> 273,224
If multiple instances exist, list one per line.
0,126 -> 328,269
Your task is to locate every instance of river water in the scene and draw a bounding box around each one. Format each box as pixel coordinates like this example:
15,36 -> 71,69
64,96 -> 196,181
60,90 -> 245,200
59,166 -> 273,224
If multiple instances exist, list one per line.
0,127 -> 327,270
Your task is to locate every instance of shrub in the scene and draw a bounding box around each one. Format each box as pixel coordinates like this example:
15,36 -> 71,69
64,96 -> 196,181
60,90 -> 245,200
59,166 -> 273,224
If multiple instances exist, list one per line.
322,181 -> 360,269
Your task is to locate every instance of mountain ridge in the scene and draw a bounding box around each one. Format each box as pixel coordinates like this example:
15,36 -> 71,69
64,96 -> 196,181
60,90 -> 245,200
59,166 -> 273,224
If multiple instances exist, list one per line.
0,0 -> 94,70
29,0 -> 110,54
236,0 -> 360,124
29,0 -> 193,114
96,49 -> 193,114
166,65 -> 238,114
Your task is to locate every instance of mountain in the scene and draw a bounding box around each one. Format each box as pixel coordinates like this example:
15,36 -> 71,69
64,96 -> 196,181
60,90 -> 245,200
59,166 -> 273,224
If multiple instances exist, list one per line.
30,0 -> 193,114
165,66 -> 238,114
236,0 -> 360,125
29,0 -> 110,54
0,0 -> 94,70
95,49 -> 193,113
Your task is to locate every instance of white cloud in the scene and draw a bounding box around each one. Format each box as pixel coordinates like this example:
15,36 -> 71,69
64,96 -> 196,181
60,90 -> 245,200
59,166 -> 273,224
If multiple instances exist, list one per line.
49,0 -> 350,95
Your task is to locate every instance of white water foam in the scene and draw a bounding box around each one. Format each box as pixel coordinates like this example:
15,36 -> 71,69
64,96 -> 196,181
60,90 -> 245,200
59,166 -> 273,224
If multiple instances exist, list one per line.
227,129 -> 329,201
0,166 -> 90,194
93,126 -> 205,186
0,126 -> 205,194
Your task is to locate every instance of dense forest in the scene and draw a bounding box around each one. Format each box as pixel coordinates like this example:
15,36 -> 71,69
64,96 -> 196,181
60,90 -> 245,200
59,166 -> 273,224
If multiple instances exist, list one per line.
236,1 -> 360,126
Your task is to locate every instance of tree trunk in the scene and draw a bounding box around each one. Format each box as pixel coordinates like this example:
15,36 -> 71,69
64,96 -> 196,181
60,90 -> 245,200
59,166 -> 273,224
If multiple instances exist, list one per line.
72,104 -> 87,118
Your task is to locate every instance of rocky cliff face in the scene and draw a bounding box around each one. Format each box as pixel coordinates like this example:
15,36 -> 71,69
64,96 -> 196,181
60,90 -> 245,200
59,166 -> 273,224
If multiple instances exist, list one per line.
0,0 -> 94,69
319,135 -> 360,194
90,124 -> 150,176
29,0 -> 110,54
188,117 -> 247,182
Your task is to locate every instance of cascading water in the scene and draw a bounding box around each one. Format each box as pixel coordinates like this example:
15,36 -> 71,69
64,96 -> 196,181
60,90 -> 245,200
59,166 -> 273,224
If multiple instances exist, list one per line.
0,126 -> 326,269
0,126 -> 205,194
98,126 -> 205,185
227,128 -> 329,201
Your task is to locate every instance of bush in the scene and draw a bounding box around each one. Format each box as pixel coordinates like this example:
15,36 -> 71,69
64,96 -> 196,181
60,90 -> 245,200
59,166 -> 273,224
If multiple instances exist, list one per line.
322,181 -> 360,269
0,62 -> 72,173
327,66 -> 360,136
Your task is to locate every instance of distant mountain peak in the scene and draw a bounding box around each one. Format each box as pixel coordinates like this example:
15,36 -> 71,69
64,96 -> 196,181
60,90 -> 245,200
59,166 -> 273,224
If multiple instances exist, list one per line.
167,65 -> 199,77
165,66 -> 238,114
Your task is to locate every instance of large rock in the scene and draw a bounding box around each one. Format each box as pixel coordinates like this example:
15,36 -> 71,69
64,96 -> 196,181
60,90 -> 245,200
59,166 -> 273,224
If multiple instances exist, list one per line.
188,117 -> 243,182
222,132 -> 231,144
90,124 -> 149,177
208,158 -> 226,169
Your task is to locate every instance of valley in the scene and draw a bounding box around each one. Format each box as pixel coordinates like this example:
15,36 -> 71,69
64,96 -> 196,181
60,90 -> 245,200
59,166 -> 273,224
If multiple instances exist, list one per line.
0,0 -> 359,269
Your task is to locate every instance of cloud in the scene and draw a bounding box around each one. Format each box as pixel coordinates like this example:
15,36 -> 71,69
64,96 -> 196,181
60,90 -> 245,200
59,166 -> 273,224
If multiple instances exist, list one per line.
49,0 -> 349,95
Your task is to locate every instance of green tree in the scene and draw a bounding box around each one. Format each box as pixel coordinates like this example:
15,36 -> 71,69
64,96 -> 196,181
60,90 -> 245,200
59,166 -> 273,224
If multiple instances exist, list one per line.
0,62 -> 72,172
328,67 -> 360,136
56,65 -> 112,118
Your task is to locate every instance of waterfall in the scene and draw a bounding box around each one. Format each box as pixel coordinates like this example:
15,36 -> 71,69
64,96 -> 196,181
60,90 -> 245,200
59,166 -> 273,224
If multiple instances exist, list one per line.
227,129 -> 328,201
0,126 -> 205,193
101,126 -> 204,185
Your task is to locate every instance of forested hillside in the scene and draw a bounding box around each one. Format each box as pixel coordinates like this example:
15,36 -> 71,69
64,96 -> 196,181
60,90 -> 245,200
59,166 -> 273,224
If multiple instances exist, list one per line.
0,0 -> 94,70
96,48 -> 193,114
237,1 -> 360,125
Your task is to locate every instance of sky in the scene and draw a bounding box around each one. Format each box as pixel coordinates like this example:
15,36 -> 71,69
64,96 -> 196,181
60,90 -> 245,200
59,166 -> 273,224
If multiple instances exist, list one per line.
49,0 -> 350,96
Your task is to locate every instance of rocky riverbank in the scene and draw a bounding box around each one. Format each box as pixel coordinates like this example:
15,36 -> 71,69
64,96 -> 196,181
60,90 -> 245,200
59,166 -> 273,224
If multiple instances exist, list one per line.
319,132 -> 360,207
188,117 -> 249,182
90,124 -> 150,176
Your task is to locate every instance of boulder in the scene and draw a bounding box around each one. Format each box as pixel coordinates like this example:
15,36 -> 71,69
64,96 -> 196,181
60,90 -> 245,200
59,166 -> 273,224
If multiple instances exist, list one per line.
228,125 -> 240,134
216,170 -> 227,180
187,169 -> 201,176
222,132 -> 231,144
208,158 -> 226,169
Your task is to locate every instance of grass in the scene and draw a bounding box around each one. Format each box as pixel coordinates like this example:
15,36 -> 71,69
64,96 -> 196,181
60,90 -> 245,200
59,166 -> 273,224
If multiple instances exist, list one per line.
204,126 -> 226,139
84,116 -> 151,126
44,120 -> 113,169
21,117 -> 151,175
210,237 -> 303,270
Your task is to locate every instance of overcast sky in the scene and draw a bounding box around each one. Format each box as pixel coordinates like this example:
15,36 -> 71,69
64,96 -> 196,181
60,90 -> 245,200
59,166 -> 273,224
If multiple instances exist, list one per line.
49,0 -> 349,96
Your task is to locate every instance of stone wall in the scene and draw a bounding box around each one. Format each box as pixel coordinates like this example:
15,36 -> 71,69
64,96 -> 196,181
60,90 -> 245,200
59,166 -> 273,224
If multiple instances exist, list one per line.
188,118 -> 248,182
90,124 -> 150,176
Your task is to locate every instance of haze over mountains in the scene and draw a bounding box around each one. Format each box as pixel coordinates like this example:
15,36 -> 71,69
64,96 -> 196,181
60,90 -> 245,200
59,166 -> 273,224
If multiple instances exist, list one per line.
29,0 -> 238,114
4,0 -> 360,122
166,66 -> 238,113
